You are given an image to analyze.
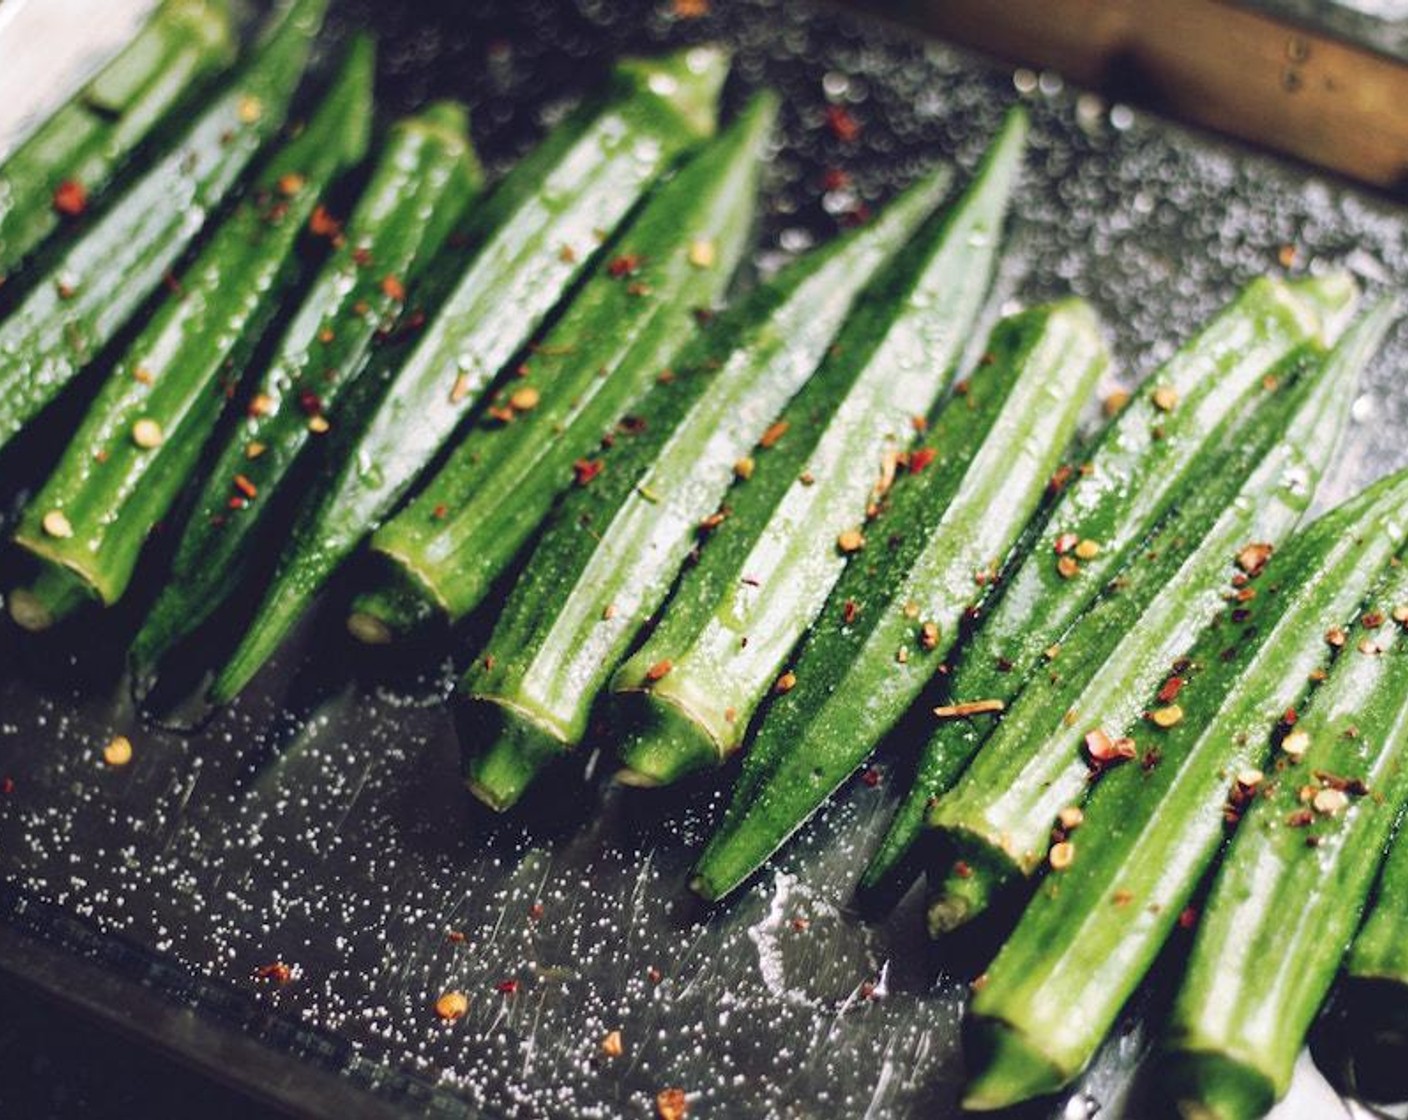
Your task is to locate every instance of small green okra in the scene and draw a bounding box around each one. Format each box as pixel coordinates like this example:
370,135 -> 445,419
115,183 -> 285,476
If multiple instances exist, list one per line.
0,0 -> 237,279
128,100 -> 483,674
344,92 -> 778,645
923,297 -> 1387,935
688,297 -> 1108,903
962,465 -> 1408,1113
455,167 -> 953,812
0,0 -> 329,458
1162,541 -> 1408,1120
608,108 -> 1027,788
860,272 -> 1358,904
8,36 -> 375,632
209,46 -> 729,704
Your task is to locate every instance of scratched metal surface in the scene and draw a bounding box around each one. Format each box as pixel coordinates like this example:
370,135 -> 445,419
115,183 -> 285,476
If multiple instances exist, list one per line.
1,1 -> 1407,1117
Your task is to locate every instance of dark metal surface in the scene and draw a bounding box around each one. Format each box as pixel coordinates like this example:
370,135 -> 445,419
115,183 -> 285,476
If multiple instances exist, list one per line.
1,1 -> 1407,1117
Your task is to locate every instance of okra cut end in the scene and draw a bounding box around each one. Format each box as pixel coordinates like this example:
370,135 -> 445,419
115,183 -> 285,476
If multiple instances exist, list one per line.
7,563 -> 99,633
961,1015 -> 1070,1111
346,560 -> 444,646
924,834 -> 1020,937
1157,1050 -> 1276,1120
612,687 -> 726,788
457,696 -> 570,812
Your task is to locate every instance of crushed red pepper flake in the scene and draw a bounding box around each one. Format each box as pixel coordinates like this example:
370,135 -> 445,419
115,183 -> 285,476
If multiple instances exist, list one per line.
824,103 -> 862,143
607,253 -> 641,277
908,446 -> 937,474
1056,555 -> 1080,580
435,990 -> 469,1021
1325,627 -> 1347,648
1047,464 -> 1075,495
1178,906 -> 1200,930
309,205 -> 341,238
1363,610 -> 1386,628
1085,728 -> 1137,767
52,179 -> 87,217
933,699 -> 1005,719
759,419 -> 789,448
573,458 -> 604,486
495,979 -> 519,995
1053,532 -> 1079,555
380,275 -> 406,301
254,961 -> 292,985
842,599 -> 860,624
232,474 -> 258,500
645,660 -> 673,682
656,1088 -> 689,1120
1157,677 -> 1185,704
861,767 -> 881,788
1236,542 -> 1274,577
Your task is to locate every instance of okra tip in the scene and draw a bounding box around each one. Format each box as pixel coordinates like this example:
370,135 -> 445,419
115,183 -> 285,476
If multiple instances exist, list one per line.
346,561 -> 444,646
924,832 -> 1020,937
7,563 -> 98,633
614,45 -> 731,140
961,1015 -> 1069,1112
612,688 -> 725,788
1156,1050 -> 1276,1120
456,696 -> 571,812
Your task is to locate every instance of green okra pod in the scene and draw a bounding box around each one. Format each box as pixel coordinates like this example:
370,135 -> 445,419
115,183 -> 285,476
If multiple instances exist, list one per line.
345,92 -> 778,644
210,46 -> 729,703
455,167 -> 953,811
689,297 -> 1108,902
8,36 -> 375,632
609,108 -> 1026,788
128,99 -> 483,673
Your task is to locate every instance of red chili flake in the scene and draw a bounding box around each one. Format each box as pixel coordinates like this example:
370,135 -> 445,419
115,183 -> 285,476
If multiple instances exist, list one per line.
825,104 -> 862,143
0,777 -> 13,795
645,660 -> 673,682
860,767 -> 881,788
1363,611 -> 1386,629
1283,708 -> 1299,727
52,179 -> 87,217
842,599 -> 860,624
432,504 -> 448,520
672,0 -> 709,17
1085,728 -> 1137,768
254,961 -> 292,984
309,205 -> 341,239
232,474 -> 258,500
1157,677 -> 1185,704
1287,809 -> 1316,828
573,458 -> 604,486
953,860 -> 973,880
297,388 -> 323,416
821,167 -> 851,191
528,903 -> 544,921
446,930 -> 467,943
908,447 -> 937,474
1053,532 -> 1079,555
759,419 -> 790,448
227,497 -> 246,510
791,916 -> 810,932
381,275 -> 406,301
858,979 -> 878,1000
647,966 -> 663,985
496,979 -> 519,995
1177,907 -> 1199,930
608,253 -> 641,278
1047,464 -> 1075,496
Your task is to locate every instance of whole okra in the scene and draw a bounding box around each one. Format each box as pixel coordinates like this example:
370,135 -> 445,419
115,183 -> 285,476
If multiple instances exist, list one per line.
210,46 -> 729,703
923,293 -> 1382,934
689,297 -> 1109,902
129,99 -> 483,674
0,0 -> 329,457
1163,517 -> 1408,1120
861,272 -> 1357,904
456,167 -> 952,811
345,92 -> 778,645
963,464 -> 1408,1112
609,108 -> 1027,788
8,37 -> 375,632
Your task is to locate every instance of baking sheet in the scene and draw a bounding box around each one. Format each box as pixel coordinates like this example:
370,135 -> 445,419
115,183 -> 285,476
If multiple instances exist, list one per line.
1,0 -> 1407,1116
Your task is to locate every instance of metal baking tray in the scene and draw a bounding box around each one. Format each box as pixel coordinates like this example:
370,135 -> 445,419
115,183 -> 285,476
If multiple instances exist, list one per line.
1,0 -> 1407,1116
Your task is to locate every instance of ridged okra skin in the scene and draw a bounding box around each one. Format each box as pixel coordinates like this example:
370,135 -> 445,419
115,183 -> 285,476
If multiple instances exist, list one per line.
0,0 -> 236,279
7,36 -> 376,633
128,100 -> 483,674
1163,530 -> 1408,1120
210,46 -> 730,703
860,271 -> 1358,904
346,92 -> 779,644
608,108 -> 1028,788
689,298 -> 1108,903
455,167 -> 953,812
0,0 -> 330,456
962,465 -> 1408,1113
923,292 -> 1383,934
